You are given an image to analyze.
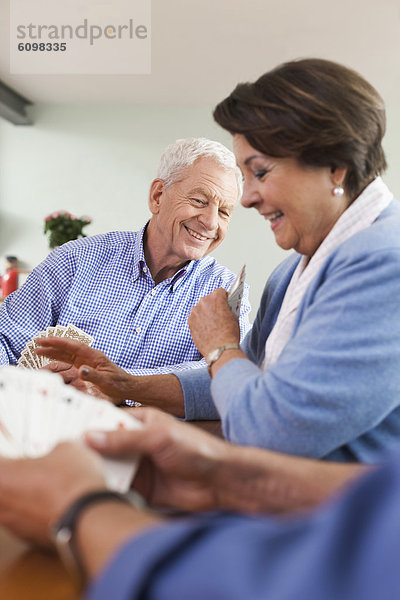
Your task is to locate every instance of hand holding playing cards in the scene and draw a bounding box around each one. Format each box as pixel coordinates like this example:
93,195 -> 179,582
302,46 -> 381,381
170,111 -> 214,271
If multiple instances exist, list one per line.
35,338 -> 132,403
188,288 -> 241,358
86,407 -> 230,512
87,407 -> 366,516
0,442 -> 106,546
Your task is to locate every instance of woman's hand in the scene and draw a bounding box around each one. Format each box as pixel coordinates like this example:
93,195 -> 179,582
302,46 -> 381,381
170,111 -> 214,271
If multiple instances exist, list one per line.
188,288 -> 240,358
35,338 -> 133,403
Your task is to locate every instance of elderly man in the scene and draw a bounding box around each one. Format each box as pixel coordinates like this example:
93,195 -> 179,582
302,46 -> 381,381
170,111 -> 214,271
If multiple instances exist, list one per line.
0,138 -> 250,374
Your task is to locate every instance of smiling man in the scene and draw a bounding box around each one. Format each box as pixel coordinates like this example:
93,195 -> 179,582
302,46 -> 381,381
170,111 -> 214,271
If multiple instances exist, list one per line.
0,138 -> 251,375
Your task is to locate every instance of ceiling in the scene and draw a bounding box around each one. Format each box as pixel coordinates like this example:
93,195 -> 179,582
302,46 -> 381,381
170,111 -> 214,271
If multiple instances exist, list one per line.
0,0 -> 399,107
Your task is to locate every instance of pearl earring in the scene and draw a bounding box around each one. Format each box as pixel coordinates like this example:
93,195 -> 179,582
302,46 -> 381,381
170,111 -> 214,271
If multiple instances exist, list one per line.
332,184 -> 344,197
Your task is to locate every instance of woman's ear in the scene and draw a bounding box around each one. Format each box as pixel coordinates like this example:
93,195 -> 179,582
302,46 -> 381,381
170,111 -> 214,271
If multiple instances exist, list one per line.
148,179 -> 165,215
330,166 -> 347,187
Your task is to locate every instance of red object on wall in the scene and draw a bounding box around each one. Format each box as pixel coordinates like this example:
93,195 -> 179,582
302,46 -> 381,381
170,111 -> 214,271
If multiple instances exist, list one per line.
1,269 -> 19,297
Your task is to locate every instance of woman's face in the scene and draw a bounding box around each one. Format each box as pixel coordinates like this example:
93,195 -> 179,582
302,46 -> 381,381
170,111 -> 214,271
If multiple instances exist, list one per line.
233,135 -> 350,257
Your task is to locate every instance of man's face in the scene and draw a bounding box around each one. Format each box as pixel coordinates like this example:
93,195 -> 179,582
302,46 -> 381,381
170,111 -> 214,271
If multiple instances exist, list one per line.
148,157 -> 238,266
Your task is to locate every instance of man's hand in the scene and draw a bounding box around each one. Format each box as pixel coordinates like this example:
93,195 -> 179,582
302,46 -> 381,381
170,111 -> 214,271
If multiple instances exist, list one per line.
35,338 -> 133,403
86,407 -> 230,512
0,442 -> 106,546
188,288 -> 240,358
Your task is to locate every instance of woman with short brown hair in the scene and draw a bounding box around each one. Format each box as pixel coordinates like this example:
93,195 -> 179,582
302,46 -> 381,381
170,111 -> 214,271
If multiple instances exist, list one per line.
184,58 -> 400,462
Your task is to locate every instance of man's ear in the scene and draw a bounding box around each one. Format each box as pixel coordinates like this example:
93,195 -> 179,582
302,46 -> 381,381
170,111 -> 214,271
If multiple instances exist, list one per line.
148,179 -> 165,215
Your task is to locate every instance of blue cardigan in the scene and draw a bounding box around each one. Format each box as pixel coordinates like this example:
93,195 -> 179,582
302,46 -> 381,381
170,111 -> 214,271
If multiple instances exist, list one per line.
177,200 -> 400,463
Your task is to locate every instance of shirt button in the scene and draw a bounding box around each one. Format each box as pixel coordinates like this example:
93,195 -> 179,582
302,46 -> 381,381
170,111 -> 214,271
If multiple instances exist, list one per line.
151,288 -> 156,296
142,266 -> 147,274
135,327 -> 141,334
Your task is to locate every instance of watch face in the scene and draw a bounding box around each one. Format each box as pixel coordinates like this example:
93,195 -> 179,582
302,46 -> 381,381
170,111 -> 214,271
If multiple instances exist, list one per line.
206,348 -> 220,366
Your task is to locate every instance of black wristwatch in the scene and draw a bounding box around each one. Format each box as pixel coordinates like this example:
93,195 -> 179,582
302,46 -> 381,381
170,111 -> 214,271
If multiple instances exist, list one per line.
51,489 -> 130,588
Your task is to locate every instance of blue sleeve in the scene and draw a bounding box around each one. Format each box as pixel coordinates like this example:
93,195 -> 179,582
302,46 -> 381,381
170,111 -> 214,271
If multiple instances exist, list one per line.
0,247 -> 74,365
176,365 -> 219,420
174,282 -> 253,421
87,450 -> 400,600
211,247 -> 400,459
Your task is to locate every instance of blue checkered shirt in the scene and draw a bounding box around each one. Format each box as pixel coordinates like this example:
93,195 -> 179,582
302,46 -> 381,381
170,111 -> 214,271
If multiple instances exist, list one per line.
0,225 -> 251,374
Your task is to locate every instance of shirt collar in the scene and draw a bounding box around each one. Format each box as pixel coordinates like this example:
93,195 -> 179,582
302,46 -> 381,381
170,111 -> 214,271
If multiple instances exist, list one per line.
132,222 -> 150,281
169,260 -> 195,292
132,222 -> 197,290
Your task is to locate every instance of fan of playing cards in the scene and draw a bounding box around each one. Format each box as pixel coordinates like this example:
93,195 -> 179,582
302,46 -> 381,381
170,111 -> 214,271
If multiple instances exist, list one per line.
18,323 -> 94,369
0,366 -> 142,492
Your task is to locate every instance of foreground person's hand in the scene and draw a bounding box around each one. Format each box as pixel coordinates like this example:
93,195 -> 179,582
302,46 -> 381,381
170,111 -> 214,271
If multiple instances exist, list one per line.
86,407 -> 367,515
86,407 -> 230,512
0,442 -> 106,546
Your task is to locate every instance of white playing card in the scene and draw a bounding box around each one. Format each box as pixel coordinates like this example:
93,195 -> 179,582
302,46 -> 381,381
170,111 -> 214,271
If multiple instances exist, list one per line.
0,367 -> 142,492
0,369 -> 23,457
227,265 -> 246,317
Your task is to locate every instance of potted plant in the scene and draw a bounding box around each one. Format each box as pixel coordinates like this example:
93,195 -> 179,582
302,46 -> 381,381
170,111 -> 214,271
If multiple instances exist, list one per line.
44,211 -> 92,249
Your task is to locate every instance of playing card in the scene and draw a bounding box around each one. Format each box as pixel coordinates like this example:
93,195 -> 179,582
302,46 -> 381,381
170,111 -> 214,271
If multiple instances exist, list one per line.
86,403 -> 142,491
21,348 -> 37,369
62,323 -> 94,347
54,325 -> 67,337
26,370 -> 64,456
41,327 -> 56,365
31,331 -> 48,369
0,367 -> 32,453
227,265 -> 246,317
17,354 -> 31,369
0,367 -> 142,492
25,340 -> 41,369
0,370 -> 21,456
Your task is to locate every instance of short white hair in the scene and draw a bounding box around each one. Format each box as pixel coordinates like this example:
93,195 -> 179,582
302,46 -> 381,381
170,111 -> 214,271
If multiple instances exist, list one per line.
156,137 -> 243,199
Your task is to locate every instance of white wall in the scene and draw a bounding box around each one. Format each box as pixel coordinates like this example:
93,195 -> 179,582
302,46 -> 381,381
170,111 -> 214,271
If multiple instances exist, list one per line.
1,103 -> 399,314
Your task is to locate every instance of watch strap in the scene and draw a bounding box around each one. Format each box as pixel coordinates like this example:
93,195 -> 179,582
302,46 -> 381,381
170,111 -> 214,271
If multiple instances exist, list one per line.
52,489 -> 130,587
205,343 -> 240,375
